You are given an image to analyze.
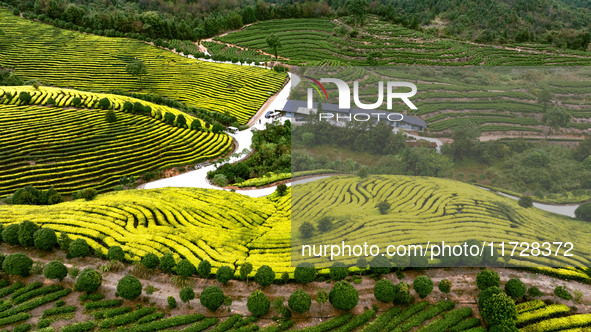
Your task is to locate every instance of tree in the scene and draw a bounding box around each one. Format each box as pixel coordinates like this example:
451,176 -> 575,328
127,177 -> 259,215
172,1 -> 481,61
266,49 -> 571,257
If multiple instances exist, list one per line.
299,222 -> 314,238
122,101 -> 133,112
200,286 -> 224,311
288,290 -> 311,314
255,265 -> 275,287
107,246 -> 125,261
294,263 -> 316,284
345,0 -> 369,26
477,270 -> 501,290
68,239 -> 91,258
175,114 -> 187,128
163,112 -> 175,125
329,262 -> 348,281
276,184 -> 288,196
240,262 -> 253,283
142,253 -> 160,269
46,188 -> 63,204
317,216 -> 332,232
449,120 -> 481,160
18,220 -> 40,247
75,268 -> 102,293
175,259 -> 195,277
413,276 -> 434,298
2,253 -> 33,276
542,108 -> 571,138
376,200 -> 391,214
167,296 -> 177,309
554,286 -> 572,300
575,202 -> 591,221
216,266 -> 234,284
19,91 -> 32,104
98,98 -> 110,110
43,260 -> 68,281
247,290 -> 270,317
117,275 -> 142,300
126,59 -> 148,89
394,282 -> 412,305
2,224 -> 20,245
537,89 -> 553,111
481,292 -> 517,329
357,167 -> 369,179
505,278 -> 526,299
374,279 -> 395,302
197,260 -> 211,278
160,253 -> 176,273
105,110 -> 117,123
438,279 -> 452,293
33,228 -> 57,251
316,289 -> 329,317
266,34 -> 282,59
329,281 -> 358,311
370,255 -> 391,275
478,286 -> 503,309
179,287 -> 195,306
518,196 -> 533,208
72,97 -> 82,107
190,119 -> 202,131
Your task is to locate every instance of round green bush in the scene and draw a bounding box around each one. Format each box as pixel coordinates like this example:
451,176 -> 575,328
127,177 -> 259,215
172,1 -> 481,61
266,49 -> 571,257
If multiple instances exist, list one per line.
18,220 -> 40,247
200,286 -> 224,311
197,260 -> 211,278
438,279 -> 452,293
2,253 -> 33,276
179,287 -> 195,304
107,246 -> 125,262
33,228 -> 57,251
476,270 -> 500,290
43,260 -> 68,281
142,253 -> 159,269
413,275 -> 434,298
247,290 -> 270,317
370,255 -> 391,275
117,275 -> 142,300
2,224 -> 20,245
175,259 -> 195,277
554,286 -> 572,300
160,253 -> 176,273
294,263 -> 316,284
575,202 -> 591,221
481,292 -> 517,327
68,239 -> 90,258
216,266 -> 234,284
329,262 -> 348,281
167,296 -> 177,309
518,196 -> 533,208
505,278 -> 526,299
288,290 -> 311,313
329,281 -> 359,311
374,279 -> 395,302
255,265 -> 275,287
394,282 -> 412,305
75,268 -> 102,293
478,286 -> 503,309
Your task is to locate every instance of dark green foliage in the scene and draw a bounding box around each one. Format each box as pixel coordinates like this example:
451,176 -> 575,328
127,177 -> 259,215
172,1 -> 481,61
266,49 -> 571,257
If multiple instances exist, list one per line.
58,233 -> 72,251
108,246 -> 125,262
72,97 -> 82,107
215,266 -> 234,284
13,324 -> 32,332
175,259 -> 195,277
329,281 -> 359,311
276,183 -> 288,196
197,260 -> 211,278
2,253 -> 33,277
163,112 -> 175,125
438,279 -> 452,293
142,253 -> 159,269
394,282 -> 412,305
554,286 -> 572,300
43,261 -> 68,281
42,305 -> 77,318
413,275 -> 434,298
329,262 -> 348,281
18,220 -> 40,247
68,239 -> 90,258
106,110 -> 117,122
75,188 -> 97,201
527,286 -> 543,297
376,200 -> 391,214
294,263 -> 316,284
575,202 -> 591,221
299,222 -> 314,238
167,296 -> 177,309
255,265 -> 275,287
481,292 -> 517,329
33,228 -> 57,251
518,196 -> 533,208
128,313 -> 204,332
200,286 -> 224,311
504,278 -> 526,299
61,321 -> 97,332
239,262 -> 253,282
160,253 -> 176,273
179,287 -> 195,304
288,289 -> 311,314
2,224 -> 20,245
98,98 -> 110,109
18,91 -> 31,104
176,114 -> 187,128
478,286 -> 503,310
247,290 -> 270,317
190,119 -> 202,130
37,319 -> 51,329
116,275 -> 142,300
75,268 -> 102,293
476,270 -> 500,290
374,279 -> 395,302
122,101 -> 133,112
370,255 -> 391,275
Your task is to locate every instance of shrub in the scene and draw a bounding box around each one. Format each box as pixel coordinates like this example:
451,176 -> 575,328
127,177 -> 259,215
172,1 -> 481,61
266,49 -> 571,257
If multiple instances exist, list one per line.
240,262 -> 253,282
329,262 -> 348,281
2,224 -> 20,245
107,246 -> 125,261
142,253 -> 159,269
167,296 -> 177,309
164,112 -> 175,125
200,286 -> 224,311
329,281 -> 359,311
61,321 -> 96,332
75,268 -> 102,293
394,282 -> 412,305
160,253 -> 176,273
276,184 -> 288,196
14,324 -> 32,332
45,188 -> 63,205
294,263 -> 316,284
554,286 -> 572,300
299,222 -> 314,238
288,290 -> 311,314
190,119 -> 202,130
98,98 -> 110,109
75,188 -> 97,201
106,110 -> 117,122
197,260 -> 211,278
179,287 -> 195,305
46,97 -> 55,106
19,91 -> 32,104
18,220 -> 40,247
247,290 -> 270,317
575,202 -> 591,221
3,253 -> 33,276
216,266 -> 234,284
376,200 -> 391,214
68,239 -> 90,258
518,195 -> 533,208
478,286 -> 503,309
175,259 -> 195,277
175,114 -> 187,128
476,270 -> 500,290
122,101 -> 133,112
43,261 -> 68,281
505,278 -> 526,299
438,279 -> 452,293
255,265 -> 275,287
528,286 -> 543,297
413,275 -> 434,298
72,97 -> 82,107
374,279 -> 396,302
117,275 -> 142,300
481,292 -> 517,328
34,228 -> 57,251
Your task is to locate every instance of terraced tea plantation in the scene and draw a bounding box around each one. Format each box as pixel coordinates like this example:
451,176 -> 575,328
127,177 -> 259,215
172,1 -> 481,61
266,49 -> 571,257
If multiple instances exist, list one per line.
0,10 -> 287,124
216,18 -> 591,66
0,86 -> 232,196
517,299 -> 591,331
291,175 -> 591,268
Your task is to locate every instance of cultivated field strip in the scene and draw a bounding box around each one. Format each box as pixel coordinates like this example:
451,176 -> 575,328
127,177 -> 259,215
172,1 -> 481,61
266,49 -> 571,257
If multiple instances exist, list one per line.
517,300 -> 591,331
0,10 -> 287,124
